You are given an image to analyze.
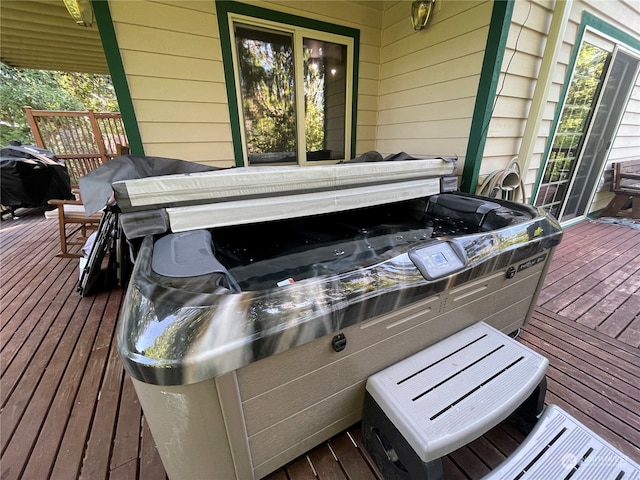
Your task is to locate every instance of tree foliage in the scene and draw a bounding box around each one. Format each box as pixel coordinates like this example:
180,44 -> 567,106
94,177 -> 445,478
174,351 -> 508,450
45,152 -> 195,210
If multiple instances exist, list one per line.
556,44 -> 608,141
304,50 -> 325,152
237,38 -> 296,154
0,63 -> 119,146
544,43 -> 610,183
236,33 -> 327,159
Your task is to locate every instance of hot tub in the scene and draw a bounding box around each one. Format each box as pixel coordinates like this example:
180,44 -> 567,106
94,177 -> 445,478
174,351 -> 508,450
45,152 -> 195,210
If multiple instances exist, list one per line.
114,158 -> 561,479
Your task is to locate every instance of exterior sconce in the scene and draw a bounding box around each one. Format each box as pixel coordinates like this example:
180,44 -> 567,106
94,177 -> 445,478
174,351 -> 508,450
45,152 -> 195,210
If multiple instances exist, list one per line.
63,0 -> 94,27
411,0 -> 436,31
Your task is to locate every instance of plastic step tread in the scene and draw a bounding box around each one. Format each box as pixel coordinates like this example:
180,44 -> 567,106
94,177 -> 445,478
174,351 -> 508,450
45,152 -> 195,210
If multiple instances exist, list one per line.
486,404 -> 640,479
365,321 -> 548,462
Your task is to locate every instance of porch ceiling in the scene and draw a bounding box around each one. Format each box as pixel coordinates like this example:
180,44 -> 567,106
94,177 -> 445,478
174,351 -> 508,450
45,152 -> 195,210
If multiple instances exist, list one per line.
0,0 -> 107,74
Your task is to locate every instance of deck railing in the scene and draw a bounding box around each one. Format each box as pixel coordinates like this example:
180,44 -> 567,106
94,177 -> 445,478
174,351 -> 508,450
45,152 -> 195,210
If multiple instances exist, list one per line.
24,107 -> 128,185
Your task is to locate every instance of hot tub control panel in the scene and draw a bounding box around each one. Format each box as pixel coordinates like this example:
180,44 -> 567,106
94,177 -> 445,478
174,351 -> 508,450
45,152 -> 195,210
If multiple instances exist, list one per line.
409,242 -> 466,280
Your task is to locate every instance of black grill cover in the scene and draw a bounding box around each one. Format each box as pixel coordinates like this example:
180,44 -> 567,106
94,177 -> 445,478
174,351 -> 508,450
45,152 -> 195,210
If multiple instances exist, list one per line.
1,144 -> 74,208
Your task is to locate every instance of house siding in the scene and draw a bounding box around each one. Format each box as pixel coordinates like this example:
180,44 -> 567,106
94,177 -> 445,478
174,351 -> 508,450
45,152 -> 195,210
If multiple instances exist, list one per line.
108,0 -> 383,167
107,0 -> 638,217
109,1 -> 229,166
477,0 -> 553,199
480,0 -> 640,209
376,0 -> 493,171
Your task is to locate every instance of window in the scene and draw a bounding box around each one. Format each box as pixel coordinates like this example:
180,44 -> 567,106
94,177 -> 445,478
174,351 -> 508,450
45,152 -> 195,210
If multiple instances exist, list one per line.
217,3 -> 359,167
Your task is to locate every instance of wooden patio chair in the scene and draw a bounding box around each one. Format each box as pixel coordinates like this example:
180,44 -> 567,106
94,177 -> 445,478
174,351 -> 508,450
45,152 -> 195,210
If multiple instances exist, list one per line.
600,159 -> 640,219
46,143 -> 130,258
47,198 -> 103,258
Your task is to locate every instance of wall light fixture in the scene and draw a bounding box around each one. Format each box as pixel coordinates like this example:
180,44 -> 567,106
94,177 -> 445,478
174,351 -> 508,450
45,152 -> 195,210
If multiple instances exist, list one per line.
411,0 -> 436,31
63,0 -> 94,27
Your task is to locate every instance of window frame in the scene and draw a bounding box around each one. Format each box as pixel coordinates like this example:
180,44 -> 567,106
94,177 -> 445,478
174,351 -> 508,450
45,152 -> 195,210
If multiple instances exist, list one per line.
216,1 -> 360,167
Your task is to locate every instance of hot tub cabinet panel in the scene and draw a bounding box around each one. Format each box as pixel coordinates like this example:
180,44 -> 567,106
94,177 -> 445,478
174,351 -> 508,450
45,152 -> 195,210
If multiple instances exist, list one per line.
115,162 -> 561,480
129,247 -> 555,479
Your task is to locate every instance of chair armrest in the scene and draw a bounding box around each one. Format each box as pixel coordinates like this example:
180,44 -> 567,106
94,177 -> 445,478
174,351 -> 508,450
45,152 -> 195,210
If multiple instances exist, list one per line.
49,199 -> 84,206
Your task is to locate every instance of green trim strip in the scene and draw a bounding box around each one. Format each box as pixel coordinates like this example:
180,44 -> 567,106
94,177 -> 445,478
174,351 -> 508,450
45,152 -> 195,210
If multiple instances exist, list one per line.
92,0 -> 144,156
215,6 -> 243,166
582,11 -> 640,52
586,208 -> 604,219
460,0 -> 514,194
215,0 -> 360,166
351,39 -> 359,160
531,11 -> 640,199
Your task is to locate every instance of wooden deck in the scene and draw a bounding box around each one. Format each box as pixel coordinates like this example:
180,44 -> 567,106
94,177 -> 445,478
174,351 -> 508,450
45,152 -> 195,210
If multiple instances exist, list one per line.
1,211 -> 638,479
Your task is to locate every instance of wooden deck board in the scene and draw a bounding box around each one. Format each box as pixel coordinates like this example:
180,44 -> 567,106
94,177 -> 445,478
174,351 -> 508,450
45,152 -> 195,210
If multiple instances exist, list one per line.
139,418 -> 166,480
329,432 -> 380,480
110,377 -> 142,474
80,333 -> 126,480
1,214 -> 639,479
556,250 -> 640,321
1,253 -> 72,335
24,291 -> 111,480
0,216 -> 63,313
465,435 -> 506,471
0,268 -> 81,409
481,424 -> 522,457
1,295 -> 99,480
618,313 -> 640,347
538,224 -> 637,303
519,307 -> 640,459
284,456 -> 317,479
346,429 -> 382,479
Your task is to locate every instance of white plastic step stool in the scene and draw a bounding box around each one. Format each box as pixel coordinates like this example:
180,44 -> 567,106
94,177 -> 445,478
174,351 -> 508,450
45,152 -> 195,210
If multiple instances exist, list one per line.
485,404 -> 640,479
362,321 -> 548,480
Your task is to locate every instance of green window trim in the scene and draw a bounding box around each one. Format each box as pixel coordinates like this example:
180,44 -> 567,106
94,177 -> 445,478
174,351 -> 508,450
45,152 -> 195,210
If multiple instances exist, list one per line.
531,11 -> 640,202
216,0 -> 360,167
92,0 -> 144,156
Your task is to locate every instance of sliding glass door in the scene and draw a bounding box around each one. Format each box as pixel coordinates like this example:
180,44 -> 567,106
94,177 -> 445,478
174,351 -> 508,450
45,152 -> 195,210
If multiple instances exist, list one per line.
534,32 -> 640,223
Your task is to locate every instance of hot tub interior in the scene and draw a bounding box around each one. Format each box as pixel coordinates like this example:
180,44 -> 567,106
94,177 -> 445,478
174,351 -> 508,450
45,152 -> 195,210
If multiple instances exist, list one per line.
151,193 -> 535,292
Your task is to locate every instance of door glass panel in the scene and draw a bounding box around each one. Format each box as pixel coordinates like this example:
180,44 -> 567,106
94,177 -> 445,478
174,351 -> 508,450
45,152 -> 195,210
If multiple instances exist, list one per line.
235,26 -> 297,165
303,38 -> 347,161
534,42 -> 610,218
561,50 -> 639,221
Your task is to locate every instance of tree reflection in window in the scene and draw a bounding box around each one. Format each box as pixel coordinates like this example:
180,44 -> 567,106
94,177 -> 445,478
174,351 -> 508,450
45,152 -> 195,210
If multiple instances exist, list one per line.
236,26 -> 296,163
534,42 -> 610,216
303,38 -> 347,161
235,25 -> 348,165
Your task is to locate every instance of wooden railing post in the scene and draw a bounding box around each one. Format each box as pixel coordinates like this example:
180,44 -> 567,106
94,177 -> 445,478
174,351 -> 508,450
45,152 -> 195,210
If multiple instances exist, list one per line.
87,109 -> 109,164
24,106 -> 46,148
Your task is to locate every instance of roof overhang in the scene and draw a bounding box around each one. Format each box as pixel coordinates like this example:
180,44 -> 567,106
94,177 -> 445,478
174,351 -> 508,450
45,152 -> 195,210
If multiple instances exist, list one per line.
0,0 -> 107,74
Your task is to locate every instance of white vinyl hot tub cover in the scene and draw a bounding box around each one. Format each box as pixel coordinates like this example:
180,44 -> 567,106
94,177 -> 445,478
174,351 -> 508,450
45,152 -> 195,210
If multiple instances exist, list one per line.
167,178 -> 441,231
113,157 -> 456,230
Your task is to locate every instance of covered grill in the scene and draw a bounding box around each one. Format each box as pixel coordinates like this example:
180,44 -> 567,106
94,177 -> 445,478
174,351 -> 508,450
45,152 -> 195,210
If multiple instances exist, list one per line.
112,156 -> 562,480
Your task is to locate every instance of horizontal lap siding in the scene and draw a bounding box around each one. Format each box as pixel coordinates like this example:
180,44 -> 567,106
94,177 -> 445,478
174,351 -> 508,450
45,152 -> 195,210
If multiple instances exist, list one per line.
109,0 -> 231,166
108,0 -> 638,183
109,0 -> 383,166
479,0 -> 553,201
376,1 -> 492,171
